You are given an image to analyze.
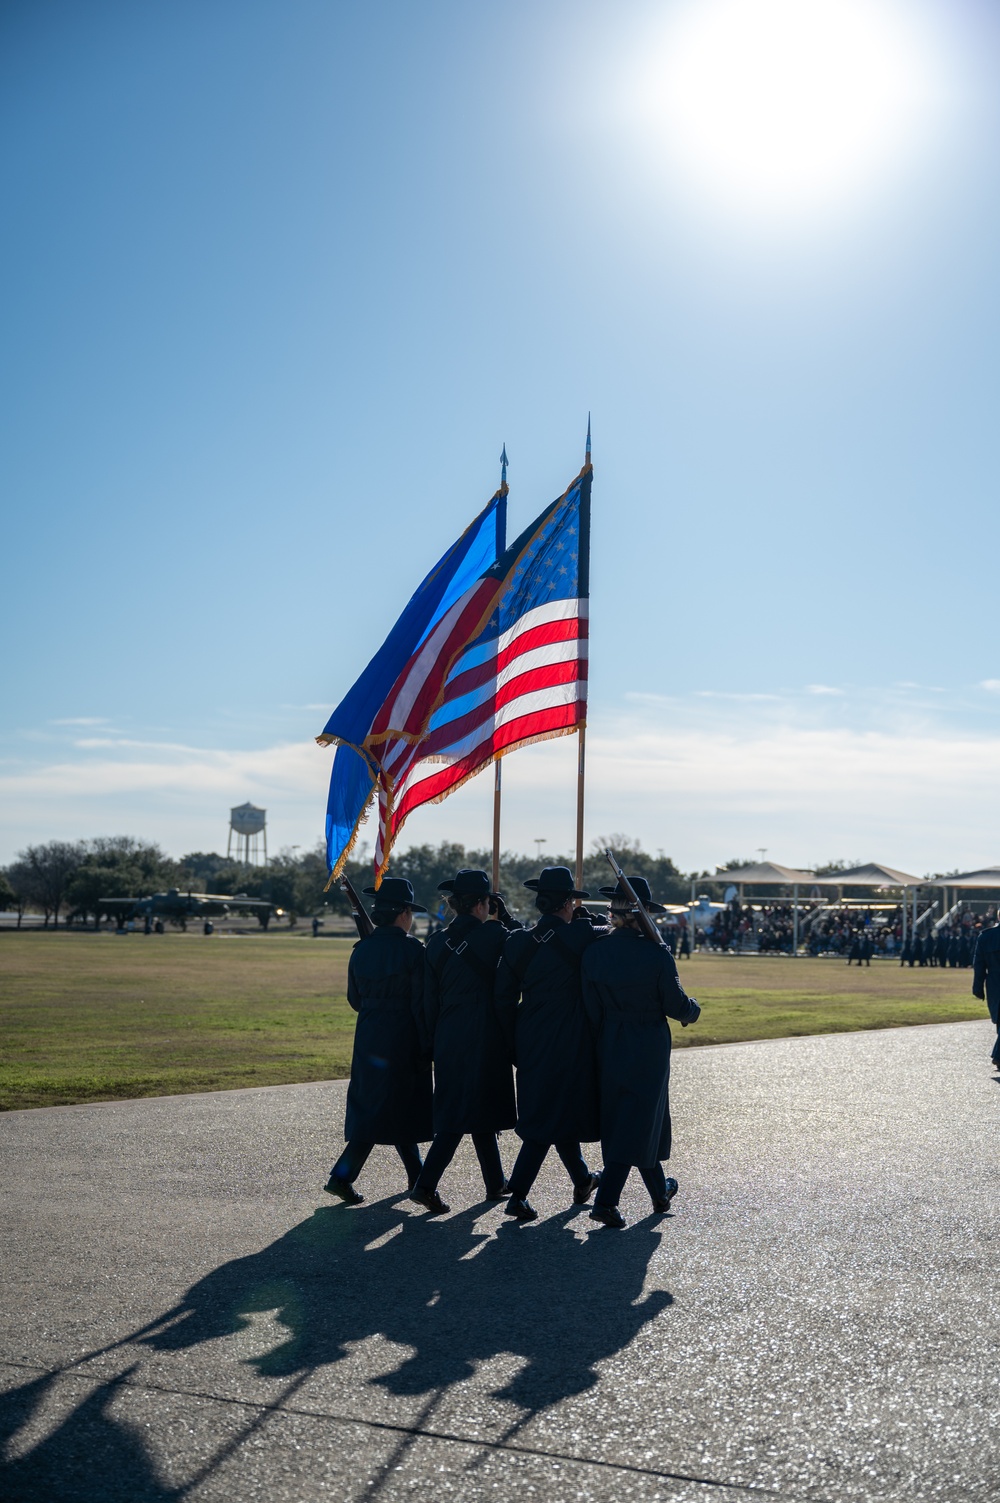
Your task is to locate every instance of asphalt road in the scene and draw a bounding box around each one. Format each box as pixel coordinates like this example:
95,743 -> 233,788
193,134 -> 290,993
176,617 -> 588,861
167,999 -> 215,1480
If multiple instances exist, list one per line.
2,1020 -> 998,1502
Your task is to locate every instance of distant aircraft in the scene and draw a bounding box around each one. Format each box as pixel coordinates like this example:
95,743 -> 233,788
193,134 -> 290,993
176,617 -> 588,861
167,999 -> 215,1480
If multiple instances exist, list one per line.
687,896 -> 727,930
98,889 -> 276,931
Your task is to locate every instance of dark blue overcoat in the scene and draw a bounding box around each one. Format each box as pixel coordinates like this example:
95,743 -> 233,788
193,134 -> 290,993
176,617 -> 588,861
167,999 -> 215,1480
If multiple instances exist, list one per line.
344,926 -> 433,1144
424,914 -> 515,1134
973,925 -> 1000,1025
581,927 -> 699,1167
496,915 -> 603,1144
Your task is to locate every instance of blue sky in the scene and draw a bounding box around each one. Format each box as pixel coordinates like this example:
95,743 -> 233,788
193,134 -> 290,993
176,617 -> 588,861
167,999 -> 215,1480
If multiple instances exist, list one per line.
3,0 -> 1000,874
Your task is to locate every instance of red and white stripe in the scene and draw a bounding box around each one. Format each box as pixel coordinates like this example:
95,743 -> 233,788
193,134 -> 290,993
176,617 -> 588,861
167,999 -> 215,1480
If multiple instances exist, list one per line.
367,575 -> 501,744
372,598 -> 587,876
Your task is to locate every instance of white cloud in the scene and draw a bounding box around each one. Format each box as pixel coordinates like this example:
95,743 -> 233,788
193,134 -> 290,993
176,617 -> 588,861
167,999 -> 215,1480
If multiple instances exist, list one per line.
3,699 -> 1000,874
72,737 -> 206,752
693,691 -> 781,702
805,683 -> 844,696
980,680 -> 1000,693
49,716 -> 110,726
0,740 -> 332,861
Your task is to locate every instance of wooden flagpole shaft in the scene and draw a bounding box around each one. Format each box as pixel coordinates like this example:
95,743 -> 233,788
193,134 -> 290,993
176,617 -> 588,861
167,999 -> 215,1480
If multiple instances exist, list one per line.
575,417 -> 591,898
492,759 -> 502,892
575,725 -> 586,892
491,442 -> 508,897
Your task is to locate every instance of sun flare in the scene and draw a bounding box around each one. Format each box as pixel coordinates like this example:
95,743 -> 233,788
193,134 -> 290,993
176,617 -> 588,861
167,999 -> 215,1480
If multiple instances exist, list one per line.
637,0 -> 941,216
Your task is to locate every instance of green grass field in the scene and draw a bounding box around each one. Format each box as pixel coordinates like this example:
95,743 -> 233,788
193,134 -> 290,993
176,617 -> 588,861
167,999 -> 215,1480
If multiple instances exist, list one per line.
0,932 -> 357,1111
0,932 -> 987,1110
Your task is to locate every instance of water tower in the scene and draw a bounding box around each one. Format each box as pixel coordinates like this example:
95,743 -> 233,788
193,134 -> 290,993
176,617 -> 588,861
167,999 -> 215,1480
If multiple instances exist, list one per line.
227,803 -> 267,866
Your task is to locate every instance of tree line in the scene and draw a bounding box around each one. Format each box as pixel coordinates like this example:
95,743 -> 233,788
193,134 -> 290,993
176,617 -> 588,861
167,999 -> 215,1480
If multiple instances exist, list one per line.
0,834 -> 698,928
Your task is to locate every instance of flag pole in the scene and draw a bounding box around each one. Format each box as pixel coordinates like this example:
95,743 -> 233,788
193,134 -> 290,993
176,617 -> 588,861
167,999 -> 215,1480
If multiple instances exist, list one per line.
492,759 -> 502,893
575,417 -> 591,893
575,725 -> 586,893
492,445 -> 508,893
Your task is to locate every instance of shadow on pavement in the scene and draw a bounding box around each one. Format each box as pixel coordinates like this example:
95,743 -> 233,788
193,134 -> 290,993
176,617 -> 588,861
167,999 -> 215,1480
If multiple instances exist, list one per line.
0,1365 -> 177,1502
1,1200 -> 672,1499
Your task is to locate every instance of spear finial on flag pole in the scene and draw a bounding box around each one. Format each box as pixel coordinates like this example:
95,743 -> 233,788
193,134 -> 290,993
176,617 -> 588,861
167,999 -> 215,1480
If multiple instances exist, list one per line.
492,445 -> 508,893
585,413 -> 591,466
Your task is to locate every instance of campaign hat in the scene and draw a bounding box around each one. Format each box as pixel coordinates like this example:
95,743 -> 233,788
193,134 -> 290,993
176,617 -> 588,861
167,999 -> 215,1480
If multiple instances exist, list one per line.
362,877 -> 427,913
437,868 -> 491,898
523,865 -> 590,900
598,876 -> 667,914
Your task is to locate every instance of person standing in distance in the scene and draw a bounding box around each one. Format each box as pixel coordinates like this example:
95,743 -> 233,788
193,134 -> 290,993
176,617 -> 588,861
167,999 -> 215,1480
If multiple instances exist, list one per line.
324,878 -> 432,1204
496,866 -> 605,1222
581,876 -> 700,1229
972,911 -> 1000,1072
410,868 -> 517,1214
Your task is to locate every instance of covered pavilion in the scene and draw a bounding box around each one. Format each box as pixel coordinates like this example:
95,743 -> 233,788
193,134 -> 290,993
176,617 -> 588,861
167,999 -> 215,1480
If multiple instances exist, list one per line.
696,861 -> 819,954
813,863 -> 923,944
937,867 -> 1000,888
696,860 -> 929,954
934,868 -> 1000,929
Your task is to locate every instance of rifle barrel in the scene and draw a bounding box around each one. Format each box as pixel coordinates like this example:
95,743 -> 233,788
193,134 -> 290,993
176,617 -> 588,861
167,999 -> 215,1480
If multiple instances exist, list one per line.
340,875 -> 374,940
603,847 -> 666,948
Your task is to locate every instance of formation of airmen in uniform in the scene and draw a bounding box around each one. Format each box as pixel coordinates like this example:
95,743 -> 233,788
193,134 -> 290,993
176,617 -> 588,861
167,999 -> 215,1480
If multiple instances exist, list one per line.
972,921 -> 1000,1072
325,864 -> 700,1229
901,924 -> 979,968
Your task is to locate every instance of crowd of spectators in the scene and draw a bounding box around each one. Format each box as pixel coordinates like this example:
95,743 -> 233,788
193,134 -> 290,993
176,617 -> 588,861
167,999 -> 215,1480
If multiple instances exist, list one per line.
692,899 -> 797,954
693,900 -> 774,952
896,912 -> 990,968
808,907 -> 902,959
685,898 -> 995,965
810,906 -> 990,966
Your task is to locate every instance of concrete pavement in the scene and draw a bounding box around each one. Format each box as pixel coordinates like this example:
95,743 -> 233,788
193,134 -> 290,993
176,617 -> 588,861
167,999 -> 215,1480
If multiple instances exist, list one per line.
2,1020 -> 999,1501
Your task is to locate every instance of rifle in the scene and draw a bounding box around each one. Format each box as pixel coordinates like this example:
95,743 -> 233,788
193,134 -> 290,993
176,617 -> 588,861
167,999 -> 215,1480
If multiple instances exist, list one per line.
340,874 -> 374,940
603,847 -> 666,948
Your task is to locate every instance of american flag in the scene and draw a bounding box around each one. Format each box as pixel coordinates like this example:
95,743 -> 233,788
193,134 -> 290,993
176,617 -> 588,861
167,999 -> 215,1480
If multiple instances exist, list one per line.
317,490 -> 506,882
372,462 -> 591,879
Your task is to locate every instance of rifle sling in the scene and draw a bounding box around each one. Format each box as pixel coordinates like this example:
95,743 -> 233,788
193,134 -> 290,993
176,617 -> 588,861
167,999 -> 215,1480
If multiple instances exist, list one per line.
429,933 -> 498,989
509,920 -> 582,989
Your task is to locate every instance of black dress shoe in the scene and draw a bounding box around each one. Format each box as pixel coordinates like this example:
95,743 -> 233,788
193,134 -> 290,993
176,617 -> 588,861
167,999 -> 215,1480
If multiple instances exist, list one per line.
572,1171 -> 600,1205
652,1176 -> 679,1214
410,1186 -> 450,1215
504,1196 -> 538,1222
589,1203 -> 626,1229
324,1176 -> 364,1205
483,1179 -> 510,1202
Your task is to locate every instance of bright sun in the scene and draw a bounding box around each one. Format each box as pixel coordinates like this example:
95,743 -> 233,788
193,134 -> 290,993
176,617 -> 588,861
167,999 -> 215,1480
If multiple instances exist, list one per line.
639,0 -> 940,215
